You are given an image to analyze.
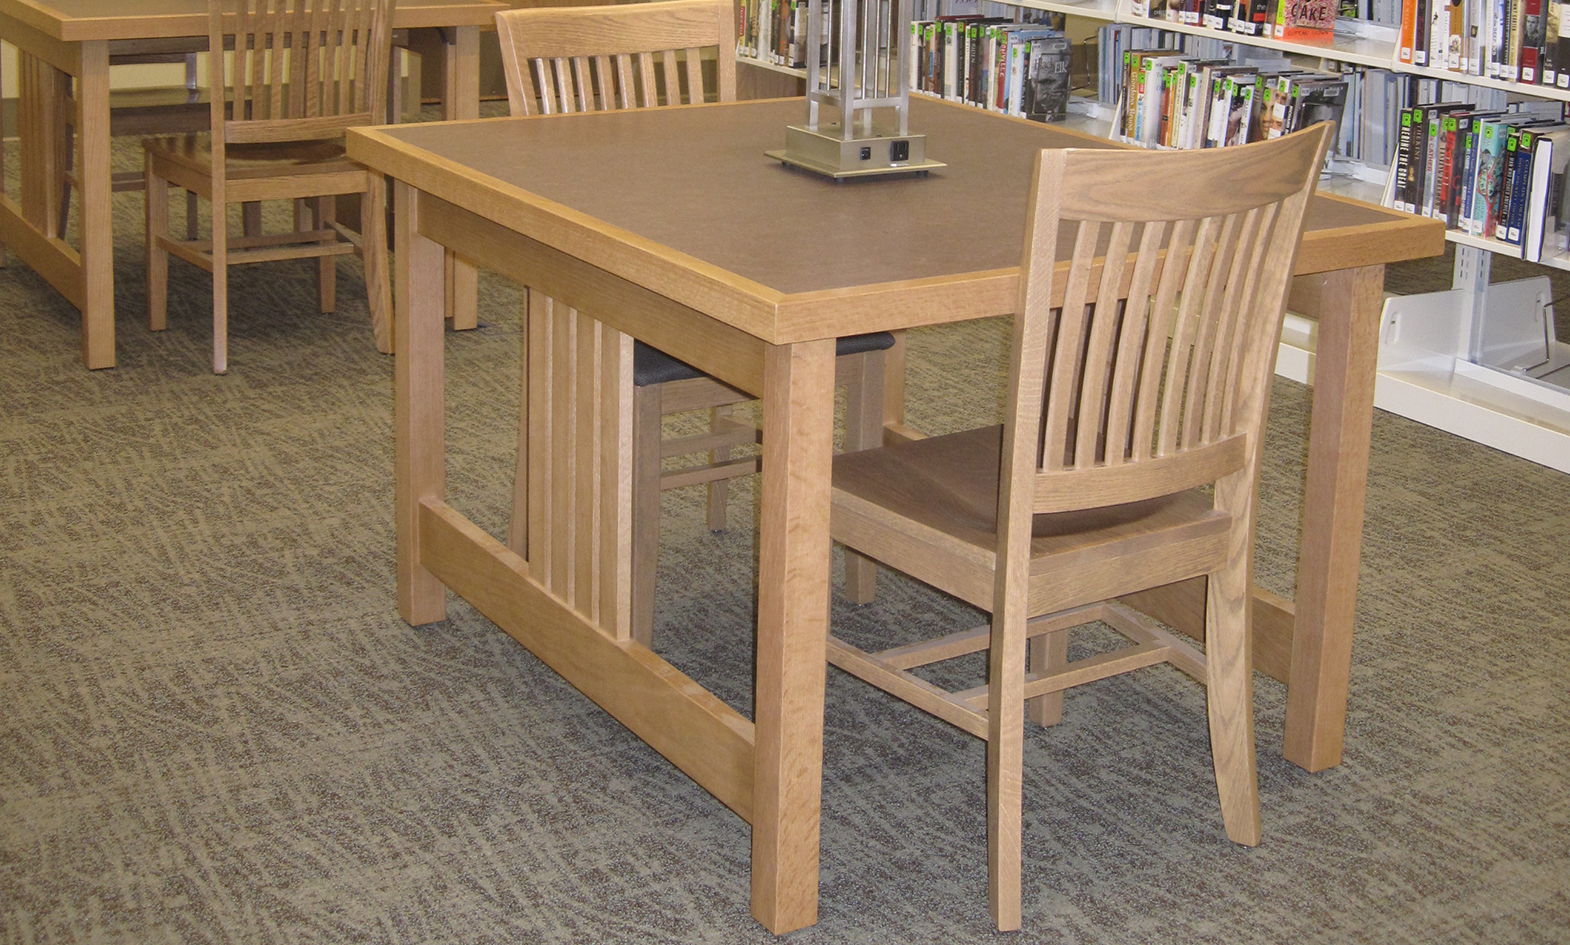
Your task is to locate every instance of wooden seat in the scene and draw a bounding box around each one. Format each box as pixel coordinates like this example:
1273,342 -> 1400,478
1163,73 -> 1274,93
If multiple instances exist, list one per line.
143,0 -> 395,374
494,0 -> 893,645
825,124 -> 1333,930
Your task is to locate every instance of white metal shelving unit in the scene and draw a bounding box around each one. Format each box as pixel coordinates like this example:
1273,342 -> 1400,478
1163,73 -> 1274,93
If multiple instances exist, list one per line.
735,0 -> 1570,470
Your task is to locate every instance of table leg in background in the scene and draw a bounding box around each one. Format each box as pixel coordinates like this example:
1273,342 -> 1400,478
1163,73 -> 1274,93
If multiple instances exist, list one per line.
751,338 -> 835,934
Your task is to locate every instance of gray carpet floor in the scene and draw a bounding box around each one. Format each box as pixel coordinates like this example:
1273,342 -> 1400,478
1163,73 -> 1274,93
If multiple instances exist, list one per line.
1,139 -> 1567,943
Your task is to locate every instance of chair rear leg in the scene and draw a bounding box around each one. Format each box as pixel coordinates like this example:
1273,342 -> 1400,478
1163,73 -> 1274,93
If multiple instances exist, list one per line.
317,196 -> 337,314
145,160 -> 169,331
362,176 -> 392,352
705,405 -> 730,532
631,383 -> 663,648
212,196 -> 228,374
842,351 -> 884,603
1027,629 -> 1069,726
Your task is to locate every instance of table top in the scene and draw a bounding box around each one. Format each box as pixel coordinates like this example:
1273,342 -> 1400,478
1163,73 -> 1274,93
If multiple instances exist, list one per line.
349,96 -> 1444,346
0,0 -> 504,41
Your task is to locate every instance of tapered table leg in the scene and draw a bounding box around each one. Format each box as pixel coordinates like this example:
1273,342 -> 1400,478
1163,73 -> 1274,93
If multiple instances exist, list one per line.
1283,263 -> 1385,772
751,338 -> 835,934
395,180 -> 449,626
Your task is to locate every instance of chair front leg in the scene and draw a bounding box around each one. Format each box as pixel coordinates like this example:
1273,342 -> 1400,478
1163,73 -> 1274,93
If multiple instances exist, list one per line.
1206,474 -> 1262,846
986,604 -> 1028,932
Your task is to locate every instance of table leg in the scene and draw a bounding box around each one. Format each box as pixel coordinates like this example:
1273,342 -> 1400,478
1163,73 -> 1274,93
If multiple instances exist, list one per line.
1282,263 -> 1384,772
751,338 -> 835,934
76,42 -> 114,369
439,25 -> 479,333
395,180 -> 449,626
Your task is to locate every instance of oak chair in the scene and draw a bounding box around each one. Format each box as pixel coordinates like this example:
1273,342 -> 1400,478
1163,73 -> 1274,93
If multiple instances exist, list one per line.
143,0 -> 395,374
825,125 -> 1332,930
494,0 -> 894,645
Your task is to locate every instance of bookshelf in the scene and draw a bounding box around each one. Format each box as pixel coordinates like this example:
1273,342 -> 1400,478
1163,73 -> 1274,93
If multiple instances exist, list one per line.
735,0 -> 1570,470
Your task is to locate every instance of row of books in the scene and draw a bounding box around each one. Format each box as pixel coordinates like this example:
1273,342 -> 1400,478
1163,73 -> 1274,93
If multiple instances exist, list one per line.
1128,0 -> 1339,45
737,0 -> 807,69
1397,0 -> 1570,87
1387,102 -> 1570,260
1118,51 -> 1350,151
907,14 -> 1072,121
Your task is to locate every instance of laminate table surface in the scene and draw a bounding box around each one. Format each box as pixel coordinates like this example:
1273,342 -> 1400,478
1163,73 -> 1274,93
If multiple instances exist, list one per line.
347,96 -> 1445,934
0,0 -> 505,369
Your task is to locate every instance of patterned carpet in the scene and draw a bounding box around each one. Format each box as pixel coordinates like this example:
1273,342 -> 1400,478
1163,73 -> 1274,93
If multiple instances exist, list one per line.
1,148 -> 1567,943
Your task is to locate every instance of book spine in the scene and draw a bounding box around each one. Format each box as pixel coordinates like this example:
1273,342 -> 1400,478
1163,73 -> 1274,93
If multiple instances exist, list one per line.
1449,0 -> 1465,68
1523,0 -> 1546,81
1401,0 -> 1419,61
1438,115 -> 1458,220
1457,126 -> 1478,228
1423,111 -> 1443,217
1498,127 -> 1521,239
1507,129 -> 1535,243
1395,107 -> 1415,211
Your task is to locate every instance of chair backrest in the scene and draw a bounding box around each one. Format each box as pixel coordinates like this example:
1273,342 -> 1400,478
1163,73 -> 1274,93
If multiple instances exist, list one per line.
1004,125 -> 1332,519
208,0 -> 393,146
494,0 -> 737,117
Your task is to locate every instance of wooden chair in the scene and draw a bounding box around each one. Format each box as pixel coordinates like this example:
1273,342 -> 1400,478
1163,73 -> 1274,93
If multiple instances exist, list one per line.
494,0 -> 894,645
143,0 -> 395,374
824,124 -> 1333,930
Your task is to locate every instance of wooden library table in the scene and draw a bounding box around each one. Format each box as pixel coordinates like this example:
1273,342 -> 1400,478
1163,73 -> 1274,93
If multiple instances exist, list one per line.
0,0 -> 504,370
346,97 -> 1443,934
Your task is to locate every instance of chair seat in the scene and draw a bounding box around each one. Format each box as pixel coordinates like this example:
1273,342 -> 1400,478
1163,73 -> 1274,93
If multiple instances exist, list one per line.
143,134 -> 365,180
831,425 -> 1231,612
633,331 -> 897,387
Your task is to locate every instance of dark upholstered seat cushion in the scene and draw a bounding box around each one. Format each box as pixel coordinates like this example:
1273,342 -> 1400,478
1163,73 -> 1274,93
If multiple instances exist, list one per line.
632,332 -> 896,388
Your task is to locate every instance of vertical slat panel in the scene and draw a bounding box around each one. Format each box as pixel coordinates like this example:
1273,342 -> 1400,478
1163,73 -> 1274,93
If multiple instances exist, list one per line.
1157,215 -> 1218,457
1074,220 -> 1133,468
550,302 -> 577,600
1041,220 -> 1099,473
552,58 -> 574,112
592,56 -> 613,110
661,50 -> 680,106
572,56 -> 593,111
334,0 -> 353,115
527,60 -> 550,115
287,0 -> 309,118
266,0 -> 286,119
1103,221 -> 1166,463
303,0 -> 329,117
600,328 -> 634,640
241,0 -> 264,122
638,52 -> 658,107
1203,206 -> 1266,442
1131,217 -> 1194,459
527,290 -> 553,579
355,0 -> 378,114
574,310 -> 601,618
683,47 -> 703,103
1181,211 -> 1242,449
615,54 -> 634,109
1220,204 -> 1282,435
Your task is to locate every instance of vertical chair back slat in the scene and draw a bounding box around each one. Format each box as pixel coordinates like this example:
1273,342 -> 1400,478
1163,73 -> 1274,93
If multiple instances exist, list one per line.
1017,127 -> 1332,514
496,0 -> 737,117
210,0 -> 390,145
